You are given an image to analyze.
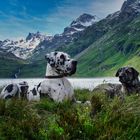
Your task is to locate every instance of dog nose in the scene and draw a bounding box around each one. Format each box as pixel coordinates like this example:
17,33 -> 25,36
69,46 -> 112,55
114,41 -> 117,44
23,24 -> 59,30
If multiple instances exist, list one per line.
72,60 -> 77,65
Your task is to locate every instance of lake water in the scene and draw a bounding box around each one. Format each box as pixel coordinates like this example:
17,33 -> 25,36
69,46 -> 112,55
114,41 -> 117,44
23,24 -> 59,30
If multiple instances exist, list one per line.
0,78 -> 120,91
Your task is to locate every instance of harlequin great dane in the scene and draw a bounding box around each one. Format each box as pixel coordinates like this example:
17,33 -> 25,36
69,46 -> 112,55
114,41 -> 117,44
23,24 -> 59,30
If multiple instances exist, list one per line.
0,81 -> 29,99
32,51 -> 77,102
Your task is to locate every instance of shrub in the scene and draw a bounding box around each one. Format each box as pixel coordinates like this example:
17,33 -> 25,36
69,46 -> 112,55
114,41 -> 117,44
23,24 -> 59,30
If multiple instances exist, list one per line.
91,94 -> 140,140
0,99 -> 45,140
75,89 -> 92,102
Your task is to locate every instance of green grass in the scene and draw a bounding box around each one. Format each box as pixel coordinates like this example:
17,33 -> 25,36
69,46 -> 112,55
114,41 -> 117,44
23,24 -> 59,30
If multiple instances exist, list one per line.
76,24 -> 140,77
0,89 -> 140,139
62,13 -> 140,78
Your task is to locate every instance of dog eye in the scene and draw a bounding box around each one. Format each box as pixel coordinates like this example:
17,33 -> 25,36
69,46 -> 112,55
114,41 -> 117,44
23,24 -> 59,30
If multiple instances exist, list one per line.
126,69 -> 130,72
126,70 -> 131,74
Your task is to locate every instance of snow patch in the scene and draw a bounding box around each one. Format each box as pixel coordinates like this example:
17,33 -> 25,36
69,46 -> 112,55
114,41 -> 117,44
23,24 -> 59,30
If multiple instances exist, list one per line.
0,32 -> 52,59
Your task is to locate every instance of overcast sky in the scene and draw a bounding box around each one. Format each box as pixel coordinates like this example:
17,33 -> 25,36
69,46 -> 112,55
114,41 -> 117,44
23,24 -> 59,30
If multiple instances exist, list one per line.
0,0 -> 125,40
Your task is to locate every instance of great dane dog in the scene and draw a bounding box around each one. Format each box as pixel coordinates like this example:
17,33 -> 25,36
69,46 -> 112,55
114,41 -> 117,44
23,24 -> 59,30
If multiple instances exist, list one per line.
91,66 -> 140,116
116,67 -> 140,95
92,67 -> 140,99
28,51 -> 77,102
0,81 -> 29,99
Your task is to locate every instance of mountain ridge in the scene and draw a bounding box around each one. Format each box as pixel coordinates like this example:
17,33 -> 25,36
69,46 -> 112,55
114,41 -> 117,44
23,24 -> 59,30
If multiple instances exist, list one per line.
0,13 -> 96,61
0,31 -> 49,59
32,13 -> 97,60
73,0 -> 140,77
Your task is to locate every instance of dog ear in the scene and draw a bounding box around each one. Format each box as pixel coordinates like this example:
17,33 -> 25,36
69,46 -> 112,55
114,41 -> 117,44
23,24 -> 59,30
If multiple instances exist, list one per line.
131,67 -> 139,79
45,53 -> 55,67
115,68 -> 122,77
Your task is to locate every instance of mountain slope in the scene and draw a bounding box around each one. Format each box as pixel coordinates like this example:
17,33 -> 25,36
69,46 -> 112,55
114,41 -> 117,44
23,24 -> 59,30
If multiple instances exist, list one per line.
0,50 -> 27,78
17,0 -> 140,78
74,0 -> 140,77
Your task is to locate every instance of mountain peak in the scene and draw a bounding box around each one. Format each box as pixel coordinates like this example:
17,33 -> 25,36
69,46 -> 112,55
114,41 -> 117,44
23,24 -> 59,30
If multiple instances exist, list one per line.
63,13 -> 98,36
26,32 -> 43,41
71,13 -> 98,27
121,0 -> 140,14
76,13 -> 97,23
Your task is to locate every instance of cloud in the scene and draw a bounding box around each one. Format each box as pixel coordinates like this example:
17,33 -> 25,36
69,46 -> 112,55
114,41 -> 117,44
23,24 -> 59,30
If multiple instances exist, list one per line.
0,12 -> 43,40
0,0 -> 125,40
44,0 -> 125,28
89,0 -> 125,18
48,0 -> 125,20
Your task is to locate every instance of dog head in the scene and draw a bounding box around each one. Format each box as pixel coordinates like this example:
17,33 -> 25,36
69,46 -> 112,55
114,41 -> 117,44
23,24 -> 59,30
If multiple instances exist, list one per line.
115,67 -> 139,85
18,81 -> 29,96
45,51 -> 77,76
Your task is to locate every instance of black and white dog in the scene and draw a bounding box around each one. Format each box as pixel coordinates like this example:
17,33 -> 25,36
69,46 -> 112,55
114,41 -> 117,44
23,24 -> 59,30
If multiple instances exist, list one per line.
0,81 -> 29,99
28,51 -> 77,102
91,67 -> 140,116
27,86 -> 40,101
92,66 -> 140,99
115,66 -> 140,95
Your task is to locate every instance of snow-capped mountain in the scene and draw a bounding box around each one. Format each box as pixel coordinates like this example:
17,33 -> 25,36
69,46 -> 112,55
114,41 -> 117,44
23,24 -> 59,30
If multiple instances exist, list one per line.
121,0 -> 140,13
119,0 -> 140,19
106,0 -> 140,21
0,13 -> 97,60
33,13 -> 98,59
0,32 -> 52,59
63,13 -> 98,35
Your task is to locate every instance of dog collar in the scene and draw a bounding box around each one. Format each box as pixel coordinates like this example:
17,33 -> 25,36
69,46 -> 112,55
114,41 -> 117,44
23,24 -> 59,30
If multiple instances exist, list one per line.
45,75 -> 64,79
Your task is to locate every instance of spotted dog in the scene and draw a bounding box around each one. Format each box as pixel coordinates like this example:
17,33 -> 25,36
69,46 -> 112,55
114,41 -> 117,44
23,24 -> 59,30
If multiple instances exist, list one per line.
0,81 -> 29,99
27,84 -> 40,101
92,67 -> 140,99
115,67 -> 140,95
91,67 -> 140,116
36,51 -> 77,102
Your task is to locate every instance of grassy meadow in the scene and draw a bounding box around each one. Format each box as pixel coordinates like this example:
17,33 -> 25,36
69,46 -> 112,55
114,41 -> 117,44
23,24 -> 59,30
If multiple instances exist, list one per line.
0,88 -> 140,139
